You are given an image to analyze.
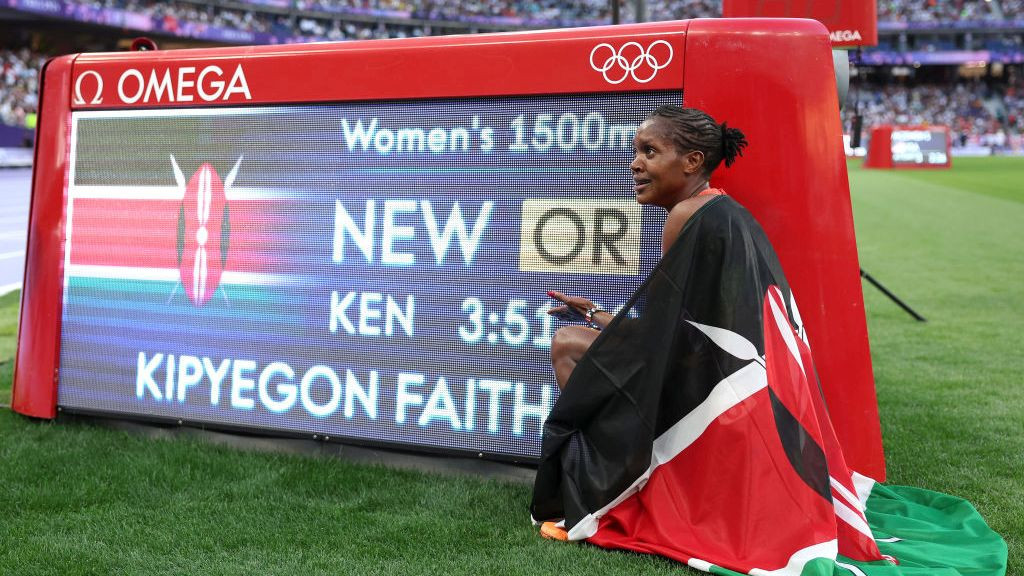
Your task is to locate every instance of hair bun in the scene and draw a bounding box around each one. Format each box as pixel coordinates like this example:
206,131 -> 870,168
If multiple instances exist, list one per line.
720,122 -> 749,168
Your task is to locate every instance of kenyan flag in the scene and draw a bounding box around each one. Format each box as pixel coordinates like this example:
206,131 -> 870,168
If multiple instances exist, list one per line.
531,196 -> 1006,576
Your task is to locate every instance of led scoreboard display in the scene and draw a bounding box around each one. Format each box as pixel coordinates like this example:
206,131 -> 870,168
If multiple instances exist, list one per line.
891,128 -> 950,166
61,93 -> 673,459
17,19 -> 889,477
864,125 -> 952,169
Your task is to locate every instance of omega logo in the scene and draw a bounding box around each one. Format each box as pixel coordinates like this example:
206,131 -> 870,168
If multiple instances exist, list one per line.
73,70 -> 104,105
72,64 -> 252,106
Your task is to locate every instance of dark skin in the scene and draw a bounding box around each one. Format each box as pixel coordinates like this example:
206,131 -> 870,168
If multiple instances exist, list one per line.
548,116 -> 720,391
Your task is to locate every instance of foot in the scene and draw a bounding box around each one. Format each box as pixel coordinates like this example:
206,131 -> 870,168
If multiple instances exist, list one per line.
540,521 -> 569,541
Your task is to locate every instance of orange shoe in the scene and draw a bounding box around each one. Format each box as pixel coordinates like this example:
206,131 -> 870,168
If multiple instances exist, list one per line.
540,521 -> 569,541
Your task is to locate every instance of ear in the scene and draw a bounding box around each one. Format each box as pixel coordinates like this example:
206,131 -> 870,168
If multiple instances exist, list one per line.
682,150 -> 705,175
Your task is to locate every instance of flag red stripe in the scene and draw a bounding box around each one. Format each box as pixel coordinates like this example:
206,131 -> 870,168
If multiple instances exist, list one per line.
69,198 -> 281,273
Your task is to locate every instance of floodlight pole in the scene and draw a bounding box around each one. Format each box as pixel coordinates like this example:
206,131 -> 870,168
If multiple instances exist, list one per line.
860,268 -> 927,322
635,0 -> 647,22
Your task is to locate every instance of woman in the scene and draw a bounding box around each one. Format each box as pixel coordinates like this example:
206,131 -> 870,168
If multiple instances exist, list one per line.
532,103 -> 886,570
546,105 -> 748,391
532,106 -> 1002,576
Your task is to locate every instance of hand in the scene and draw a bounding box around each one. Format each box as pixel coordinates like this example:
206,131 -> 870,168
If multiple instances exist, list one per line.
546,290 -> 595,319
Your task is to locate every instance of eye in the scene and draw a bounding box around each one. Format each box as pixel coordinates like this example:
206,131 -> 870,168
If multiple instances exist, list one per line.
645,146 -> 656,157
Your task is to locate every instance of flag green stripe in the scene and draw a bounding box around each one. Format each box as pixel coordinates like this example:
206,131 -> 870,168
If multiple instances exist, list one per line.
684,483 -> 1005,576
836,483 -> 1007,576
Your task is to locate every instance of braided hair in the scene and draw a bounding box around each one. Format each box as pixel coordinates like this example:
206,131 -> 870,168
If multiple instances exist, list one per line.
648,106 -> 748,177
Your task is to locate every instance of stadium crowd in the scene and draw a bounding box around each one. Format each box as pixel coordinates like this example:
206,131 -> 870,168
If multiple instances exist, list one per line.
2,1 -> 1023,154
173,0 -> 1024,24
843,81 -> 1023,152
878,0 -> 1004,23
88,0 -> 720,26
0,49 -> 44,130
48,0 -> 1024,35
134,0 -> 1024,24
62,0 -> 427,41
23,0 -> 1024,45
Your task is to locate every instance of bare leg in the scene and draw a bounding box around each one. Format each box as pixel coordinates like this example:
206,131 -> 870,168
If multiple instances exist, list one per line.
550,325 -> 600,391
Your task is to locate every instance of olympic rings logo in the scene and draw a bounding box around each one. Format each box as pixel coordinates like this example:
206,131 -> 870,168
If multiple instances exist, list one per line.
589,40 -> 674,85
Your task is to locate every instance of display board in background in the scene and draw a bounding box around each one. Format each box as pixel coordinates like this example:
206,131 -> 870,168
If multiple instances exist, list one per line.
864,125 -> 952,169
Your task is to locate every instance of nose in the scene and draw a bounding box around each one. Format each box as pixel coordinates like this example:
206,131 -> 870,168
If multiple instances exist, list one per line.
630,154 -> 642,172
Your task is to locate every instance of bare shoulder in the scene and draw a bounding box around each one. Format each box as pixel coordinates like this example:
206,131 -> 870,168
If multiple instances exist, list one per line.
662,195 -> 717,254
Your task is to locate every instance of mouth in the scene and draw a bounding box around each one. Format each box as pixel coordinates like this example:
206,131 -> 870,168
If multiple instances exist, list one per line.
633,178 -> 651,193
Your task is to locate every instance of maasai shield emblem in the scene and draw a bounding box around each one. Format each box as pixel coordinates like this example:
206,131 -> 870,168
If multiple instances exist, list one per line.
171,155 -> 239,306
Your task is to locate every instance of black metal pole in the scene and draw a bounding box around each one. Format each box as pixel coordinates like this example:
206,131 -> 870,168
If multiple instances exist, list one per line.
851,47 -> 863,148
860,268 -> 926,322
612,0 -> 620,24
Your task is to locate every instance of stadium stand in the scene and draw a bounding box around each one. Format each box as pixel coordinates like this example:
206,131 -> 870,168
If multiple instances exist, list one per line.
0,48 -> 44,157
0,0 -> 1022,156
0,49 -> 43,129
878,0 -> 1001,23
842,80 -> 1024,153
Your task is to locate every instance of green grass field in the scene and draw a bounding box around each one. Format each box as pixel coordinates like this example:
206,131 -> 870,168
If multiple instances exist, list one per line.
1,157 -> 1021,575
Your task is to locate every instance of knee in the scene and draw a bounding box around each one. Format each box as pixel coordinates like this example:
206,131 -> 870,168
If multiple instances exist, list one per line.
550,326 -> 593,364
550,326 -> 574,363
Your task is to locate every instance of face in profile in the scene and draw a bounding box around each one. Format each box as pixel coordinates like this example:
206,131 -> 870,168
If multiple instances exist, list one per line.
630,117 -> 702,209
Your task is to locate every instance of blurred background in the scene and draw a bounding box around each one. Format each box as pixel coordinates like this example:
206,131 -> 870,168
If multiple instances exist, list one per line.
1,0 -> 1022,163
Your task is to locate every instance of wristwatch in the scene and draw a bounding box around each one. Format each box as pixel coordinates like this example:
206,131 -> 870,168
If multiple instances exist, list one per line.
584,306 -> 603,329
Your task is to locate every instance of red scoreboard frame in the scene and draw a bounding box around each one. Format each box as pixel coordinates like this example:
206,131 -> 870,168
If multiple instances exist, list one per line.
722,0 -> 878,47
15,18 -> 886,480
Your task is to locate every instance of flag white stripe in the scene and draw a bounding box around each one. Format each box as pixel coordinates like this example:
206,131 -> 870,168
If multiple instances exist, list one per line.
192,247 -> 202,300
567,361 -> 767,540
66,264 -> 296,286
200,249 -> 208,299
835,561 -> 869,576
875,537 -> 902,543
687,558 -> 713,571
834,497 -> 874,540
199,165 -> 212,225
686,542 -> 842,576
767,286 -> 805,378
67,185 -> 297,201
749,540 -> 838,575
70,185 -> 185,200
830,477 -> 866,513
851,472 -> 877,506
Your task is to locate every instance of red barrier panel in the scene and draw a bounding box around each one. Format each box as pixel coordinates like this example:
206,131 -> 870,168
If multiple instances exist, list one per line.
685,19 -> 883,479
12,54 -> 75,420
723,0 -> 878,47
